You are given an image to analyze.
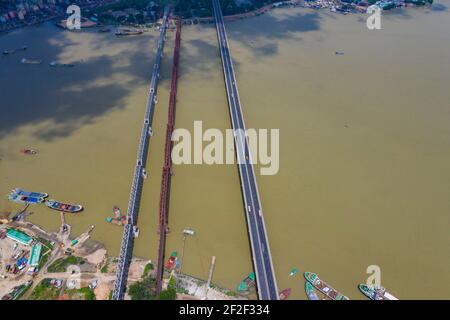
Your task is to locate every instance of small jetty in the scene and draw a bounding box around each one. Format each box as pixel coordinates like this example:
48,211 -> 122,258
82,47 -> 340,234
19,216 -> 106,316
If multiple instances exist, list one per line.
304,272 -> 349,300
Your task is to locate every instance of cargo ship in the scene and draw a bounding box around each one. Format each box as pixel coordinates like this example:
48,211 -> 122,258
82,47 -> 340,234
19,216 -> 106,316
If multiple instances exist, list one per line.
279,288 -> 292,300
46,200 -> 83,213
237,272 -> 256,293
8,193 -> 45,204
115,28 -> 143,36
358,284 -> 399,300
305,281 -> 320,300
304,272 -> 349,300
165,251 -> 177,270
12,188 -> 48,199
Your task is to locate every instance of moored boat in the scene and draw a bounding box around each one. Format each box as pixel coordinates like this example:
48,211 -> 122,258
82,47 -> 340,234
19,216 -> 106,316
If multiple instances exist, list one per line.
49,61 -> 74,67
115,28 -> 143,36
358,284 -> 398,300
12,188 -> 48,199
237,272 -> 256,293
165,251 -> 177,270
279,288 -> 292,300
20,148 -> 37,155
304,272 -> 349,300
8,193 -> 45,204
305,281 -> 320,300
289,267 -> 298,276
21,58 -> 42,64
46,200 -> 83,213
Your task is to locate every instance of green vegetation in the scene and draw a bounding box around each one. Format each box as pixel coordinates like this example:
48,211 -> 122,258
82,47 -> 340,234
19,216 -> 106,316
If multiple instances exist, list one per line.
47,256 -> 85,273
100,264 -> 108,273
127,276 -> 156,300
66,287 -> 96,300
38,250 -> 50,271
30,279 -> 60,300
108,290 -> 113,300
158,277 -> 177,300
13,282 -> 33,300
142,262 -> 154,278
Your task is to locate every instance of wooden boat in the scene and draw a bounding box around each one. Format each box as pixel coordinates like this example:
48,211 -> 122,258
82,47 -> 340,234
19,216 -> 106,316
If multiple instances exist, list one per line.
115,28 -> 143,36
305,281 -> 320,300
46,200 -> 83,213
304,272 -> 349,300
279,288 -> 292,300
20,149 -> 37,155
12,188 -> 48,199
165,251 -> 177,270
289,267 -> 298,276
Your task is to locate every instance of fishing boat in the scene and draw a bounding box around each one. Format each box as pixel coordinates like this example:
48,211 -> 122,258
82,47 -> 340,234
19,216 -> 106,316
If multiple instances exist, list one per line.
289,267 -> 298,276
20,149 -> 38,155
3,46 -> 26,55
304,272 -> 349,300
279,288 -> 292,300
237,272 -> 256,293
115,28 -> 143,36
46,200 -> 83,213
8,193 -> 45,205
305,281 -> 320,300
358,284 -> 399,300
21,58 -> 42,64
49,61 -> 74,67
11,188 -> 48,199
165,251 -> 177,270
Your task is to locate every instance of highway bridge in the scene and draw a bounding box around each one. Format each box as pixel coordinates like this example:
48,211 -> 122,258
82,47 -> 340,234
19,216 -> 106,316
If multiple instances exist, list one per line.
212,0 -> 279,300
111,7 -> 169,300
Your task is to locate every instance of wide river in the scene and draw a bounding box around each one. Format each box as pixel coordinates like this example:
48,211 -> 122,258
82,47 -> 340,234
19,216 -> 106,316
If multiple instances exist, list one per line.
1,3 -> 449,299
